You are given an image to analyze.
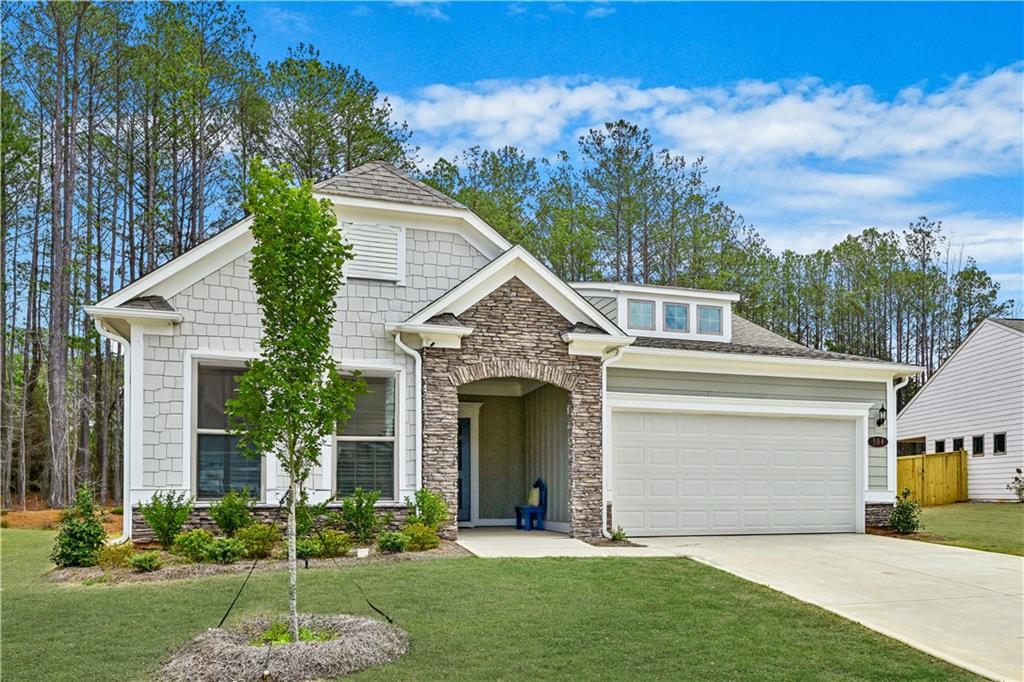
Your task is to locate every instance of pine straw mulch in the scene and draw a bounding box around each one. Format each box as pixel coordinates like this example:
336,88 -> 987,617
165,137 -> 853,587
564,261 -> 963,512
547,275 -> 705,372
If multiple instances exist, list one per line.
154,614 -> 408,682
2,507 -> 123,533
46,540 -> 471,585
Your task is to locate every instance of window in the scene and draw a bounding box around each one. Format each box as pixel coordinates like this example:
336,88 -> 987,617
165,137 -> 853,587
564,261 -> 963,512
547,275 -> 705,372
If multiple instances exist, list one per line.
336,375 -> 397,499
697,305 -> 723,334
627,299 -> 655,330
952,437 -> 964,452
934,439 -> 945,453
664,303 -> 689,332
994,433 -> 1007,455
972,435 -> 985,456
195,365 -> 262,500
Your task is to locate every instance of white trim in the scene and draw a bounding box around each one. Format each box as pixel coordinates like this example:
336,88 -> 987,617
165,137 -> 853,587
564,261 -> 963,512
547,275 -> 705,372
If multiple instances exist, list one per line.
865,490 -> 897,504
84,305 -> 183,323
458,402 -> 482,524
573,281 -> 741,302
387,323 -> 474,350
93,319 -> 133,541
392,334 -> 422,492
561,332 -> 635,357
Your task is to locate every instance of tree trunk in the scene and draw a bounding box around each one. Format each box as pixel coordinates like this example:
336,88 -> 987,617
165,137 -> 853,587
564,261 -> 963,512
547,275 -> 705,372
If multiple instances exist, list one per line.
288,477 -> 299,641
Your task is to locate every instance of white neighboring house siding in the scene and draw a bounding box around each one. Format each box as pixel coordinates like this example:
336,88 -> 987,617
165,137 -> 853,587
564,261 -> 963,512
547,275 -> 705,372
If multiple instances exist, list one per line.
897,320 -> 1024,501
135,215 -> 490,508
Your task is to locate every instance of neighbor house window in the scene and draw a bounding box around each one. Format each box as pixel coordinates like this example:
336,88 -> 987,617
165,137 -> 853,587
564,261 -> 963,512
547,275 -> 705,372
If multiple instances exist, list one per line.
627,299 -> 655,331
972,435 -> 984,456
697,305 -> 723,334
336,375 -> 397,499
934,439 -> 945,453
664,302 -> 689,332
195,365 -> 262,500
994,433 -> 1007,455
952,437 -> 964,452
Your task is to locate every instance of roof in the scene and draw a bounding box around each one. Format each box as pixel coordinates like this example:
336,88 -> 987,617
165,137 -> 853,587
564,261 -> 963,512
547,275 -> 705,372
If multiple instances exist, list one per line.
314,161 -> 465,210
119,296 -> 175,312
990,317 -> 1024,334
573,281 -> 740,302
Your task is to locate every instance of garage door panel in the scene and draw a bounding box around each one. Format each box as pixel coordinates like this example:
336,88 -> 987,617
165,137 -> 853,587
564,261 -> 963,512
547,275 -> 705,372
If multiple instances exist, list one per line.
612,411 -> 857,536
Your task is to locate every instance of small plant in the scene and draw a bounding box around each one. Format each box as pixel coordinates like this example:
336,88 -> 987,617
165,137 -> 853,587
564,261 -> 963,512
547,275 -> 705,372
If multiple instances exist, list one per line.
295,537 -> 321,561
236,523 -> 282,559
339,488 -> 392,544
204,537 -> 247,564
111,506 -> 124,516
377,530 -> 409,554
404,522 -> 439,551
610,526 -> 628,542
253,620 -> 333,645
171,529 -> 216,562
315,529 -> 352,558
138,491 -> 195,548
889,488 -> 922,534
404,488 -> 449,529
51,484 -> 108,567
295,492 -> 330,538
1007,468 -> 1024,502
208,489 -> 255,537
97,542 -> 135,574
128,551 -> 163,572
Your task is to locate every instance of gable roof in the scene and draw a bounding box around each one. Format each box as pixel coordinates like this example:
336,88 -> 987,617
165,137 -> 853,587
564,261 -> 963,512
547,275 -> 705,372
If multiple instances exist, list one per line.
990,317 -> 1024,334
315,161 -> 465,210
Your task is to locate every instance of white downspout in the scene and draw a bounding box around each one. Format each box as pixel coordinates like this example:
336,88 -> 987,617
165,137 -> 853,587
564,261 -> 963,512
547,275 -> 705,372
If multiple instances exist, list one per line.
392,331 -> 423,491
93,319 -> 132,544
889,374 -> 912,496
600,344 -> 630,538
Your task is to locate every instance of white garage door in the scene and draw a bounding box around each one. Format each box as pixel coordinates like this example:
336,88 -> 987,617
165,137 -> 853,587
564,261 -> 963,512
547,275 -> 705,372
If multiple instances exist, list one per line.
612,410 -> 857,535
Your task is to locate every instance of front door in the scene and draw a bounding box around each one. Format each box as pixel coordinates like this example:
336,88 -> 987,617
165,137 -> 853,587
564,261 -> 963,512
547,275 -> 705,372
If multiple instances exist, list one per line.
457,417 -> 471,522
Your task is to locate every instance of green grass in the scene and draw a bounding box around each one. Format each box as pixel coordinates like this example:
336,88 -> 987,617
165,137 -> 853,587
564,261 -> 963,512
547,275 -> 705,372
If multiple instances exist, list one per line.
918,502 -> 1024,556
1,529 -> 977,681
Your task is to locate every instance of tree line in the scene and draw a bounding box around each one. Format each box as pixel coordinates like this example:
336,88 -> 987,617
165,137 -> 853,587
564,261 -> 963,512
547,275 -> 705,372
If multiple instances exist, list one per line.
0,1 -> 1012,510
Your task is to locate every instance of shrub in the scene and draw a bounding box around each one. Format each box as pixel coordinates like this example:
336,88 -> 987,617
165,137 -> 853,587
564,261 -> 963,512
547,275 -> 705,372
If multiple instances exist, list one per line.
295,537 -> 321,561
315,529 -> 352,558
404,488 -> 449,529
889,488 -> 922,534
203,537 -> 246,564
97,542 -> 135,573
1007,468 -> 1024,502
377,531 -> 408,554
236,523 -> 281,559
171,529 -> 216,562
404,523 -> 439,551
138,491 -> 194,548
51,484 -> 108,567
253,620 -> 332,645
128,551 -> 162,572
610,526 -> 628,542
338,488 -> 392,544
111,506 -> 124,516
208,489 -> 255,537
295,492 -> 329,538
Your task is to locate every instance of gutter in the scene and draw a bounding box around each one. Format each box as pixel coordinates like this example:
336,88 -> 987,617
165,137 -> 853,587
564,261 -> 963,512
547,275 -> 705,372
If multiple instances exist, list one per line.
92,319 -> 133,544
391,331 -> 423,491
599,343 -> 630,539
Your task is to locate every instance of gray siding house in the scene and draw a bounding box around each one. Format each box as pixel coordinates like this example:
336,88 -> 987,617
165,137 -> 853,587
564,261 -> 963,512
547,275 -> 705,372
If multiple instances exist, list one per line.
87,162 -> 920,540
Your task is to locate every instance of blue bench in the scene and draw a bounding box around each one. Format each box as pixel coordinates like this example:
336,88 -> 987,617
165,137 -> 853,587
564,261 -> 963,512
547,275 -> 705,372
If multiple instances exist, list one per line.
515,478 -> 547,531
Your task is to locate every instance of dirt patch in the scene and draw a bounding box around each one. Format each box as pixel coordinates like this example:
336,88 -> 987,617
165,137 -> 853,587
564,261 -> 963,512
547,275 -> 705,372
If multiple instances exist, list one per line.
1,507 -> 122,534
867,527 -> 949,543
155,614 -> 408,682
583,538 -> 645,548
46,540 -> 471,585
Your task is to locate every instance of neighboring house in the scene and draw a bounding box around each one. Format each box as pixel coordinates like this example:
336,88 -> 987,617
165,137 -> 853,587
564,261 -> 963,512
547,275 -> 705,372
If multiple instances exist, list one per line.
86,161 -> 920,541
897,318 -> 1024,501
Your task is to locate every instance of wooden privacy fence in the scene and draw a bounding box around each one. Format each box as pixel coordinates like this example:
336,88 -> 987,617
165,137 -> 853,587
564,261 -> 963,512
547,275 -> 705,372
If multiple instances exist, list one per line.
897,450 -> 968,506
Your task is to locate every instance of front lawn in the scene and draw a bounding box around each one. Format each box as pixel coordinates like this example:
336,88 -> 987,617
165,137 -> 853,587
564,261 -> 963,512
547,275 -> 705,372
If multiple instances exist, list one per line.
1,529 -> 976,681
917,502 -> 1024,556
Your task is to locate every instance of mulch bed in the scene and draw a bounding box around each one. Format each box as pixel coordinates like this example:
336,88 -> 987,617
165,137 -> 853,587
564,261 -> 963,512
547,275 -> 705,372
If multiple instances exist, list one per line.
867,527 -> 949,543
154,614 -> 408,682
583,538 -> 645,548
47,540 -> 471,585
2,507 -> 123,534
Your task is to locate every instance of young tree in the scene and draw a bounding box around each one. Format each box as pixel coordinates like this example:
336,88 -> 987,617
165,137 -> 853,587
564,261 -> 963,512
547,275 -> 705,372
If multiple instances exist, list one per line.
227,160 -> 361,640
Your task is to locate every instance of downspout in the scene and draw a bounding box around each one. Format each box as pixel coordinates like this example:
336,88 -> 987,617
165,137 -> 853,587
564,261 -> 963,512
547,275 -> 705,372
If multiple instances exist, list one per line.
392,331 -> 423,491
93,319 -> 132,544
600,344 -> 629,538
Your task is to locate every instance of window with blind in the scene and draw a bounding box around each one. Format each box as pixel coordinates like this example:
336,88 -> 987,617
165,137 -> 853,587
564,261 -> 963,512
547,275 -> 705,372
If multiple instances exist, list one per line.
336,375 -> 397,499
195,365 -> 262,500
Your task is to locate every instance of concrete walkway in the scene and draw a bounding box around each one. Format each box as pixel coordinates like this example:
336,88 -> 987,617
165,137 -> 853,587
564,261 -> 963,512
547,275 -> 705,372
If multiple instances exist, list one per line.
643,534 -> 1024,682
455,528 -> 675,558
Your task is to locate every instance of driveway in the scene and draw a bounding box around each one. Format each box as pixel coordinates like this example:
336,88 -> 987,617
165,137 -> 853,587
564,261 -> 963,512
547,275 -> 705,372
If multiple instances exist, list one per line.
644,534 -> 1024,681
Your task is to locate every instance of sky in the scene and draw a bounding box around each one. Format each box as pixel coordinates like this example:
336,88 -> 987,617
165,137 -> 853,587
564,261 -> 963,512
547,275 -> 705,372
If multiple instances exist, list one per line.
246,2 -> 1024,305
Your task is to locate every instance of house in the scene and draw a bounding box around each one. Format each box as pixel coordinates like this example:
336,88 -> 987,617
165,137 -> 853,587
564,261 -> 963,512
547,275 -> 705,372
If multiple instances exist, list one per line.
86,161 -> 921,541
897,318 -> 1024,501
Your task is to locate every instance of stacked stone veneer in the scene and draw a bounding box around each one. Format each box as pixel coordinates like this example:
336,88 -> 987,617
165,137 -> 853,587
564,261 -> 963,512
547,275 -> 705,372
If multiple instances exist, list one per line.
421,277 -> 604,539
865,503 -> 894,528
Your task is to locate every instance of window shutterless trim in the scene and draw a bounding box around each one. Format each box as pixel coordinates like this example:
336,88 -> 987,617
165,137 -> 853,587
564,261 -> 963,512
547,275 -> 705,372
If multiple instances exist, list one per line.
696,304 -> 724,335
333,371 -> 399,501
993,432 -> 1007,455
972,434 -> 985,457
626,298 -> 656,331
663,302 -> 690,333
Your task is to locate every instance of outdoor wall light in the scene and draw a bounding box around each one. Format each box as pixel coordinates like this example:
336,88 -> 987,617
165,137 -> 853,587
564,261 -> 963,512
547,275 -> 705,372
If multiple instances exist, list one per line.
876,405 -> 887,427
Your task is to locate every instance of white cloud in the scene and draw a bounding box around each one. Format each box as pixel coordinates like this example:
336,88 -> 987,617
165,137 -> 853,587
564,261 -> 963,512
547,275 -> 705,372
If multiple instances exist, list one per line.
392,1 -> 450,21
585,5 -> 616,18
259,7 -> 315,38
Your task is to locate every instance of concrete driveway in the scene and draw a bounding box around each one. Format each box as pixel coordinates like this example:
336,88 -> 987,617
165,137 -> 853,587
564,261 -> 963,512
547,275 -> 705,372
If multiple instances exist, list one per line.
644,534 -> 1024,681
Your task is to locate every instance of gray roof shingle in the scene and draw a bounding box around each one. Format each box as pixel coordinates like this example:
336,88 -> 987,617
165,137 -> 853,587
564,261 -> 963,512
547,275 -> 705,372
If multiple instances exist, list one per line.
119,295 -> 175,312
991,318 -> 1024,333
315,161 -> 465,210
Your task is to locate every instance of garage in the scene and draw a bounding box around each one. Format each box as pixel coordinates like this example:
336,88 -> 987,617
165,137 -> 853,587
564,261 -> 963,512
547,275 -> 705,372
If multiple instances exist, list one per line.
611,406 -> 861,536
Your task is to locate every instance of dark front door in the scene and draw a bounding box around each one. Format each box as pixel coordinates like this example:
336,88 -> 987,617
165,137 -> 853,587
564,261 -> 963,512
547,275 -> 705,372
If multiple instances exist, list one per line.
457,417 -> 471,522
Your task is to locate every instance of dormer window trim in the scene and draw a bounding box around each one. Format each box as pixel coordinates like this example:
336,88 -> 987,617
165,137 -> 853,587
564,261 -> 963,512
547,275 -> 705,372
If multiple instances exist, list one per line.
601,289 -> 734,343
696,305 -> 724,336
626,298 -> 656,331
663,301 -> 690,333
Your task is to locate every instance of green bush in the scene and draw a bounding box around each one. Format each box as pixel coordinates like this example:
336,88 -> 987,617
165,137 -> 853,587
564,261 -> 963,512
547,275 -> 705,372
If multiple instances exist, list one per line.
1007,468 -> 1024,502
295,492 -> 329,538
236,523 -> 281,559
51,484 -> 108,567
315,529 -> 352,557
296,537 -> 321,560
404,488 -> 449,529
203,537 -> 246,564
138,491 -> 194,548
208,489 -> 255,537
253,620 -> 332,645
890,488 -> 922,534
128,551 -> 162,572
610,526 -> 628,542
111,506 -> 124,516
377,531 -> 409,554
338,488 -> 392,544
96,542 -> 135,573
404,522 -> 439,551
171,529 -> 216,562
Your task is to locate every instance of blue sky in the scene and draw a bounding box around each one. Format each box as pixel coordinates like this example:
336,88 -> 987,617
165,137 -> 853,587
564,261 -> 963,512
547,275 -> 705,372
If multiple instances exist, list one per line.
247,2 -> 1024,304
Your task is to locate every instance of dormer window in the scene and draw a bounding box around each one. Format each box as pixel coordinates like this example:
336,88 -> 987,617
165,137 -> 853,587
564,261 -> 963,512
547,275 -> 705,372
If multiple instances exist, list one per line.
627,299 -> 655,330
697,305 -> 723,335
664,303 -> 689,332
